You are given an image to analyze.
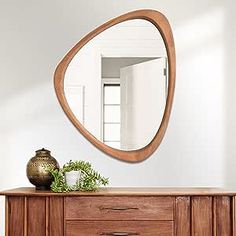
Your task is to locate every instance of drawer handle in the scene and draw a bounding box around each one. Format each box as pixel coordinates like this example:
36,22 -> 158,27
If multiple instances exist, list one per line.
100,232 -> 139,236
99,206 -> 139,211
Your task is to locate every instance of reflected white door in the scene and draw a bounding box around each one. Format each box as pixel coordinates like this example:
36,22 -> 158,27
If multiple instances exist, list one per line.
120,58 -> 167,150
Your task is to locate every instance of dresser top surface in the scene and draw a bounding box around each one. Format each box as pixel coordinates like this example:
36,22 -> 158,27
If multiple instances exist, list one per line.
1,187 -> 236,196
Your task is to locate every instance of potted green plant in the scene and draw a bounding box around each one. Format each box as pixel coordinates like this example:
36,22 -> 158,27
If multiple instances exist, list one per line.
44,160 -> 109,192
62,160 -> 82,187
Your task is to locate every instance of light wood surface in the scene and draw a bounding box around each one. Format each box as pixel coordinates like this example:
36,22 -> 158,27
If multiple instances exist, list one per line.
2,187 -> 236,196
54,9 -> 176,162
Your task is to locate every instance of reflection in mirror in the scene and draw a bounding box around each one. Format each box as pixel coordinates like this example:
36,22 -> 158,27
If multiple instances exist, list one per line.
64,19 -> 168,151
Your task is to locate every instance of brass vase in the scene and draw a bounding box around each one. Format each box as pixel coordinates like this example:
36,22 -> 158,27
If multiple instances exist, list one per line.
26,148 -> 59,190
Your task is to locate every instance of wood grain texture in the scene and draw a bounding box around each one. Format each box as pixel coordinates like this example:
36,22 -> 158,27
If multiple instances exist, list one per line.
233,196 -> 236,236
213,196 -> 232,236
8,197 -> 24,236
65,196 -> 174,220
192,196 -> 213,236
49,197 -> 64,236
53,9 -> 176,163
5,197 -> 9,236
27,197 -> 46,236
175,197 -> 190,236
3,187 -> 236,197
24,197 -> 27,236
46,197 -> 49,236
3,192 -> 236,236
65,220 -> 174,236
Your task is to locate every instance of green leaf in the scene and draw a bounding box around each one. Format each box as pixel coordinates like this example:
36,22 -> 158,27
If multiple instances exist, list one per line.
43,160 -> 109,193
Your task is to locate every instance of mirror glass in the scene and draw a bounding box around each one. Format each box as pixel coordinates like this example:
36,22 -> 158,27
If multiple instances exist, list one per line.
64,19 -> 168,151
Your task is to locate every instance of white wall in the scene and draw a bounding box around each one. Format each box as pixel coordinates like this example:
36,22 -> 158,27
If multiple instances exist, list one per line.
0,0 -> 235,234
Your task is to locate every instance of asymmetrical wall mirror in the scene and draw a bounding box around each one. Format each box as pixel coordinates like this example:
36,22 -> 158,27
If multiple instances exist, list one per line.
54,10 -> 175,162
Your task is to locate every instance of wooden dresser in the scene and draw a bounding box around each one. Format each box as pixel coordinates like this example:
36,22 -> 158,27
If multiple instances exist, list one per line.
1,187 -> 236,236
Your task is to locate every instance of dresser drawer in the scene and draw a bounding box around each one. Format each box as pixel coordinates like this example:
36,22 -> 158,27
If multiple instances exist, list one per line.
66,220 -> 174,236
65,196 -> 174,220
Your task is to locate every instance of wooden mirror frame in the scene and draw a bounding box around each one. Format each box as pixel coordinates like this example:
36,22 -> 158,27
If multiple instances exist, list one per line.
54,9 -> 176,163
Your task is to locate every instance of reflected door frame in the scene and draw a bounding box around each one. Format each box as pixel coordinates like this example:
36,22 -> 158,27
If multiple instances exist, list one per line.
97,20 -> 167,147
101,78 -> 121,147
99,32 -> 167,149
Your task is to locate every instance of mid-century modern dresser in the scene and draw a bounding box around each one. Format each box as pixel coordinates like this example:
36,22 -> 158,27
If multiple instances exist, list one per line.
1,187 -> 236,236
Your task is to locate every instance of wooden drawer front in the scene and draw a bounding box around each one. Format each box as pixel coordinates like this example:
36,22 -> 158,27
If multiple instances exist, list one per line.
65,196 -> 174,220
66,221 -> 174,236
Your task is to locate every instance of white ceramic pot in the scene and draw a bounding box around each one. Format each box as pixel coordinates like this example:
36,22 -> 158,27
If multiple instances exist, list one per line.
65,170 -> 81,187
